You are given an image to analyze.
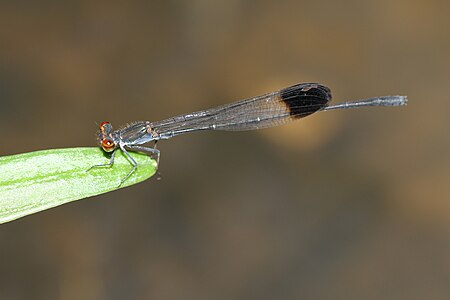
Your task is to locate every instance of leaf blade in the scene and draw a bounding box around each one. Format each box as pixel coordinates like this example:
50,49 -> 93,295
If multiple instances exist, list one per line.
0,147 -> 157,224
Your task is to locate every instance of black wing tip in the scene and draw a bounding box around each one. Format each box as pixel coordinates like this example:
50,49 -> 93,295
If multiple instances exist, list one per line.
280,83 -> 332,118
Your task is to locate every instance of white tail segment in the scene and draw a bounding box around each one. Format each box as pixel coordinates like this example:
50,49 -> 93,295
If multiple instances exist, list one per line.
322,96 -> 407,111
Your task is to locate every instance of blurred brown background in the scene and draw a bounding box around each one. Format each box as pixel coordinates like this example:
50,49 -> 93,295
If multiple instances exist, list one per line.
1,0 -> 449,299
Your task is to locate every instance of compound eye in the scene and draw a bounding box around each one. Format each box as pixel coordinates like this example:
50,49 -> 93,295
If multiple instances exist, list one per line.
99,122 -> 112,134
101,139 -> 115,152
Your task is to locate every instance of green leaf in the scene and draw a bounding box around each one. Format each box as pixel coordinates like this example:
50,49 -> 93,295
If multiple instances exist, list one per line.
0,147 -> 157,224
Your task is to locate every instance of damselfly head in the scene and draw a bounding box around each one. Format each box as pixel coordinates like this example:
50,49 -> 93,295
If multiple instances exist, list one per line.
98,121 -> 116,152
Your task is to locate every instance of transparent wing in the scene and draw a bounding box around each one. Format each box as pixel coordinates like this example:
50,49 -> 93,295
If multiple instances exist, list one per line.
150,83 -> 331,139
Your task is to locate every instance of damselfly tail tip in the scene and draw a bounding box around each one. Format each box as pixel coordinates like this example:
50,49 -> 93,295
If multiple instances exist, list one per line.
375,95 -> 408,107
392,95 -> 408,106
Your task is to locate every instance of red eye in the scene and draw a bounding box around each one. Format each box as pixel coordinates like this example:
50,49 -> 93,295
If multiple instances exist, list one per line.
99,121 -> 110,128
101,139 -> 115,152
99,122 -> 112,135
